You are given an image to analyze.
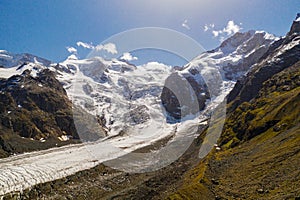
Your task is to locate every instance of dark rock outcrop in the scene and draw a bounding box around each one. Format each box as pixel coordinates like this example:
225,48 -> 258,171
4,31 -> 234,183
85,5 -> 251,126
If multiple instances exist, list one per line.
0,69 -> 79,156
227,17 -> 300,110
125,105 -> 150,125
161,72 -> 208,122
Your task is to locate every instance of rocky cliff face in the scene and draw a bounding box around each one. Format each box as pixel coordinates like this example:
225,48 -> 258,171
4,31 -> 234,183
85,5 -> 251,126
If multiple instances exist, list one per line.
224,15 -> 300,144
161,30 -> 277,121
169,15 -> 300,200
0,69 -> 78,157
161,72 -> 208,122
227,17 -> 300,110
222,61 -> 300,145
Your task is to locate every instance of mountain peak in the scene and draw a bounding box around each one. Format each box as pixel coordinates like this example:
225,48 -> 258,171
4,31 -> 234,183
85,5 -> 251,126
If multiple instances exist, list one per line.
295,13 -> 300,22
288,13 -> 300,36
217,30 -> 277,55
0,51 -> 51,68
219,31 -> 254,52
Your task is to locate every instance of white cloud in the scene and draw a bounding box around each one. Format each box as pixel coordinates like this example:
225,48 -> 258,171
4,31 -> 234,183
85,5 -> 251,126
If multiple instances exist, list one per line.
76,41 -> 118,54
182,19 -> 190,30
212,30 -> 220,37
76,41 -> 94,49
95,43 -> 118,54
120,52 -> 138,61
204,24 -> 215,32
204,25 -> 209,32
66,46 -> 77,54
207,20 -> 242,41
223,20 -> 241,35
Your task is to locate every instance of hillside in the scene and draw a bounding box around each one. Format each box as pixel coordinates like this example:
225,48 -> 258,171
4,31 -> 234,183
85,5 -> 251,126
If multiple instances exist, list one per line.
0,69 -> 79,158
169,18 -> 300,200
169,62 -> 300,200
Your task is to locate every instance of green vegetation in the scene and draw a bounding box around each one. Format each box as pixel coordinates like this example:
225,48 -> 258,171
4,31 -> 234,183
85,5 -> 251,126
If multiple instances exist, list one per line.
168,62 -> 300,199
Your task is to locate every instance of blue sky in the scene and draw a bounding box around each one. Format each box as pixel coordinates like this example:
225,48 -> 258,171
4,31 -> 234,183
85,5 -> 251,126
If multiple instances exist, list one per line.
0,0 -> 299,65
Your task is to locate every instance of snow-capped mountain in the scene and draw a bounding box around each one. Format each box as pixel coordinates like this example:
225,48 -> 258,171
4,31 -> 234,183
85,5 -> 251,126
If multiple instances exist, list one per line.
228,13 -> 300,107
0,30 -> 279,141
161,30 -> 278,120
57,57 -> 176,143
186,30 -> 278,80
0,50 -> 51,68
0,27 -> 290,196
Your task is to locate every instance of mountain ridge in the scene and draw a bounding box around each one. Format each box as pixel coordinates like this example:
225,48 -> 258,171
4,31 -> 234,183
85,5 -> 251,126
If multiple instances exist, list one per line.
0,20 -> 298,199
161,30 -> 278,121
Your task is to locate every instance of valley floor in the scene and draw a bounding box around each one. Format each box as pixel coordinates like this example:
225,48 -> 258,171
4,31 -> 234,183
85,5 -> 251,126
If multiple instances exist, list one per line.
3,123 -> 299,200
0,116 -> 205,198
1,125 -> 208,200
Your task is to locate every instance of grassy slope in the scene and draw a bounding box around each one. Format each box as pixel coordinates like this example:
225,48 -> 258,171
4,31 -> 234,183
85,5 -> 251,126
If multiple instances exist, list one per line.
168,63 -> 300,199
